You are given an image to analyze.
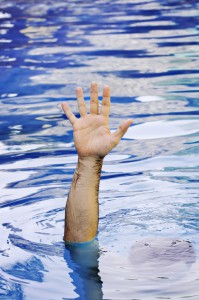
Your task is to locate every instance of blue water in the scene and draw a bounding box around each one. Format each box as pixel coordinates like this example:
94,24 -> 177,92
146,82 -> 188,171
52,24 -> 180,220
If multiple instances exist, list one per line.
0,0 -> 199,299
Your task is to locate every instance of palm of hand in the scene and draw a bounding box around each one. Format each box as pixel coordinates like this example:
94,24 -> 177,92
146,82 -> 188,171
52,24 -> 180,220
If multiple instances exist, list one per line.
61,82 -> 132,159
73,115 -> 113,158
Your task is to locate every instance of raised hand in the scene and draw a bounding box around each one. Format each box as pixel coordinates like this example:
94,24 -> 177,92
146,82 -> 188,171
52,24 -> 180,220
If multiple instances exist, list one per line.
61,82 -> 133,159
62,82 -> 133,242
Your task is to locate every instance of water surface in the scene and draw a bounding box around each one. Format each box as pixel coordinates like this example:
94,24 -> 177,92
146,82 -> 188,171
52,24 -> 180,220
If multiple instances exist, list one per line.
0,0 -> 199,299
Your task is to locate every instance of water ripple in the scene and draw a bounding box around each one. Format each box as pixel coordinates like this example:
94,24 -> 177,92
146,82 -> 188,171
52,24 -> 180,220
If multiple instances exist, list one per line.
0,0 -> 199,299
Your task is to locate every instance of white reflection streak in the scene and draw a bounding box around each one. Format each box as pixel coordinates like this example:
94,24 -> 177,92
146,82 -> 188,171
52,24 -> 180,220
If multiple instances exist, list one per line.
0,155 -> 129,170
125,119 -> 199,140
103,154 -> 199,173
0,171 -> 36,188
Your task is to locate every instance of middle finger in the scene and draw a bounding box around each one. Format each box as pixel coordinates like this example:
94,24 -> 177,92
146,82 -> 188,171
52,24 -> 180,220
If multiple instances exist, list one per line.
90,81 -> 99,115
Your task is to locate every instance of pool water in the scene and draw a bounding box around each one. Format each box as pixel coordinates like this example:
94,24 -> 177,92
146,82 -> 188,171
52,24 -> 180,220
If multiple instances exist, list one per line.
0,0 -> 199,299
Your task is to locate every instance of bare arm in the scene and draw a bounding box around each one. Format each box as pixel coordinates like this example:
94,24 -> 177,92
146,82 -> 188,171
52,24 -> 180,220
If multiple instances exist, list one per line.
61,82 -> 132,243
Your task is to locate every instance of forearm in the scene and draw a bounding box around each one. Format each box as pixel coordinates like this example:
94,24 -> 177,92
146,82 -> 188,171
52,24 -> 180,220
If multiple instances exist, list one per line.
64,157 -> 103,243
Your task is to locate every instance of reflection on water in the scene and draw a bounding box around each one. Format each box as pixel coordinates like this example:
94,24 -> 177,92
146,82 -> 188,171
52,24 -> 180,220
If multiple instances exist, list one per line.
0,0 -> 199,299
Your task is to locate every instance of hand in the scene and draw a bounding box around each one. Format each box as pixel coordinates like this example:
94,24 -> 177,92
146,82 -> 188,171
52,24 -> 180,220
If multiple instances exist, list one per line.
61,82 -> 133,159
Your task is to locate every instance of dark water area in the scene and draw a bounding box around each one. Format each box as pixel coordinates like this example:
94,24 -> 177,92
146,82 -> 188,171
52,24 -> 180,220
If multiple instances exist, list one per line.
0,0 -> 199,299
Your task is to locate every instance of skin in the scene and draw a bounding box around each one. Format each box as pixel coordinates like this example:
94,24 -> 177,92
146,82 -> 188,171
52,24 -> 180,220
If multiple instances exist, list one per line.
61,82 -> 133,243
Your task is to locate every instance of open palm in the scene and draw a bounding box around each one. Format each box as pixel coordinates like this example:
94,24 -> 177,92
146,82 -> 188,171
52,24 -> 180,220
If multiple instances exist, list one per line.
61,82 -> 133,159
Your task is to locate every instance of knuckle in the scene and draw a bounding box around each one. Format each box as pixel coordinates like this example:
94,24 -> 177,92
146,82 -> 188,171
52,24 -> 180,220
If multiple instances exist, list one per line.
90,98 -> 96,104
119,124 -> 123,131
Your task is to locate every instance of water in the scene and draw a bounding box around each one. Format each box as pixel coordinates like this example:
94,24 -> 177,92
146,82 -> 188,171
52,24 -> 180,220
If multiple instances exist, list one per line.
0,0 -> 199,299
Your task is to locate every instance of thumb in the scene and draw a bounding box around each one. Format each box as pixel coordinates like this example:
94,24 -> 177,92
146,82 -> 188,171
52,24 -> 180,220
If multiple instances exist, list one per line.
111,118 -> 133,147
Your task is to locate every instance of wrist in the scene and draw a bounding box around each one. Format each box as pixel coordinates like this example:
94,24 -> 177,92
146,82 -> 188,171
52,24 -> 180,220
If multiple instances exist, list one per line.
78,156 -> 103,163
77,156 -> 103,174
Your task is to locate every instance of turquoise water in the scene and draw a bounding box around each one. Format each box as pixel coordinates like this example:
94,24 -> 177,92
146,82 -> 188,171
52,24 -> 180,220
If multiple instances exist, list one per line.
0,0 -> 199,299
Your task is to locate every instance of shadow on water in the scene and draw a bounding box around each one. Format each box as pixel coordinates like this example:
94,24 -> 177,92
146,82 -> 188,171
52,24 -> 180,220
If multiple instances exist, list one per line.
2,233 -> 198,299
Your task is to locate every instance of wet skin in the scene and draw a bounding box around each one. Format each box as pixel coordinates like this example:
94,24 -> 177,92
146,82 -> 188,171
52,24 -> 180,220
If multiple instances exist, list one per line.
61,82 -> 133,243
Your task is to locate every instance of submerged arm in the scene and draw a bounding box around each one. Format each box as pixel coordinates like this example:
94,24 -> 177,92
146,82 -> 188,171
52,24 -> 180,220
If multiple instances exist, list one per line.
62,82 -> 132,243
